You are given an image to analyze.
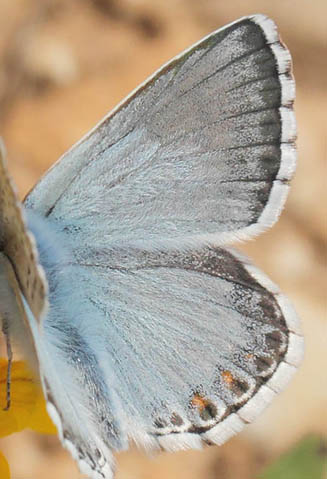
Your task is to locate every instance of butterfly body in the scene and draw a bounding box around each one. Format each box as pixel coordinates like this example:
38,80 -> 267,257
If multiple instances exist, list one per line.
0,14 -> 303,479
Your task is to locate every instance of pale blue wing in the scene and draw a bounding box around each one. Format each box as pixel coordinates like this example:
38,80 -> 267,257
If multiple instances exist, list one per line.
21,14 -> 302,479
27,210 -> 302,465
25,15 -> 296,248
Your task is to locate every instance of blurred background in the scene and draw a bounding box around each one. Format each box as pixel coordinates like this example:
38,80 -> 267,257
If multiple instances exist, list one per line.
0,0 -> 326,478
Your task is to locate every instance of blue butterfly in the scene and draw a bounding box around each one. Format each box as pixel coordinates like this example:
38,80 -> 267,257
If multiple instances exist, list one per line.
0,14 -> 303,479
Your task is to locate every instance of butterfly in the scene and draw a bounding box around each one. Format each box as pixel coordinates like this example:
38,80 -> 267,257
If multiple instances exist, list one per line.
0,14 -> 304,479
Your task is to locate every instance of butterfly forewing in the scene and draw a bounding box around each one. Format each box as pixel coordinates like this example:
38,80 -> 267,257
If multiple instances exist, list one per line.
25,15 -> 296,248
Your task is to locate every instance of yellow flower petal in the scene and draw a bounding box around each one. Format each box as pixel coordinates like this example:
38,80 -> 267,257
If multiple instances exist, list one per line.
0,451 -> 10,479
0,358 -> 56,437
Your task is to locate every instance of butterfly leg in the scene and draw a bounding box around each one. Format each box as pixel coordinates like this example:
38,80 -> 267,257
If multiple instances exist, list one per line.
1,317 -> 13,411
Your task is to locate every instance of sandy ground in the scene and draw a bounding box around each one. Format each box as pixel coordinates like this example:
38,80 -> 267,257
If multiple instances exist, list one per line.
0,1 -> 326,478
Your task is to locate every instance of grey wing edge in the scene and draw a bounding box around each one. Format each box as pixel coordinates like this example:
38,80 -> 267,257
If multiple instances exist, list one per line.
234,14 -> 296,243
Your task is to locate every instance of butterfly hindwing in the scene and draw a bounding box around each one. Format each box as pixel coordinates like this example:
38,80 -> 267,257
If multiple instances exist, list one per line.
25,222 -> 303,459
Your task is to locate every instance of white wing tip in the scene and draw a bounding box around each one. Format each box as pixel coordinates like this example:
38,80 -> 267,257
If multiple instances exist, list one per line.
237,385 -> 276,423
158,433 -> 203,452
202,413 -> 244,445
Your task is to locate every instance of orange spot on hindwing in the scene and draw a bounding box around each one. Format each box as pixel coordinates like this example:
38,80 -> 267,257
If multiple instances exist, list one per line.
221,370 -> 234,386
191,394 -> 217,421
